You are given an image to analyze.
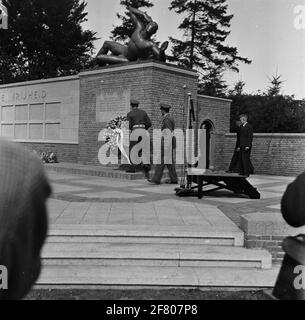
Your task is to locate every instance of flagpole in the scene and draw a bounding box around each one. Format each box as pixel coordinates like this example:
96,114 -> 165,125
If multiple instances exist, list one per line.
185,93 -> 192,189
180,86 -> 187,187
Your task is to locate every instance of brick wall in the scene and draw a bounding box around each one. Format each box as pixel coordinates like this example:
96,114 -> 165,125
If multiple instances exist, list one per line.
9,61 -> 233,167
197,95 -> 231,170
220,134 -> 305,176
78,61 -> 198,165
244,235 -> 286,263
241,213 -> 305,263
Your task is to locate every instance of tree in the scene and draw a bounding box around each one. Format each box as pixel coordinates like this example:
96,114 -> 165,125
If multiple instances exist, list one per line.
111,0 -> 153,43
169,0 -> 251,72
198,67 -> 227,97
228,79 -> 246,96
228,93 -> 305,133
267,73 -> 284,96
0,0 -> 96,84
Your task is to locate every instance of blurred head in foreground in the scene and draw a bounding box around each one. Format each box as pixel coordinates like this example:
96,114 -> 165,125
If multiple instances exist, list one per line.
0,139 -> 51,300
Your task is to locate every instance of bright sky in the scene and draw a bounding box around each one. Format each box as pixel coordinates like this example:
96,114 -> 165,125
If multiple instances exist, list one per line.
82,0 -> 305,98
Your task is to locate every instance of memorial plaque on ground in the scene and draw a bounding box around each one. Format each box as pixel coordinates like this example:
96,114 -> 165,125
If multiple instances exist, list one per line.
96,87 -> 131,123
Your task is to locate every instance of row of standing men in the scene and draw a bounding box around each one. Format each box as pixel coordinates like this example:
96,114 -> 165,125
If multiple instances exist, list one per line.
126,99 -> 178,185
126,100 -> 255,182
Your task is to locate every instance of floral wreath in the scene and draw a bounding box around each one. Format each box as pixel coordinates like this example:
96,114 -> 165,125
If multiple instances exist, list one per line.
102,116 -> 128,150
101,116 -> 130,163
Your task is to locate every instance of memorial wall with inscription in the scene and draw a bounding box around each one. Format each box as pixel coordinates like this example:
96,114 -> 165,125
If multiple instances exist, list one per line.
0,76 -> 80,144
96,87 -> 130,123
0,61 -> 231,167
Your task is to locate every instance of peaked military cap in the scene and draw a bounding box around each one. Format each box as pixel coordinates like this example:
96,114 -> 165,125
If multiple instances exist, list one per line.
130,99 -> 139,106
160,103 -> 171,111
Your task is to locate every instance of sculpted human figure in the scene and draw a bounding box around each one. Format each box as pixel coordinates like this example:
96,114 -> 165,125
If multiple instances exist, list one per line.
93,6 -> 168,66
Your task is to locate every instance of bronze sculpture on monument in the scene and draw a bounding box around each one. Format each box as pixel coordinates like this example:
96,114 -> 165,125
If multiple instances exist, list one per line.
91,6 -> 169,66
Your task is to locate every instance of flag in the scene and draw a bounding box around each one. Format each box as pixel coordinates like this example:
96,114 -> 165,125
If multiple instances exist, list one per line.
190,99 -> 196,122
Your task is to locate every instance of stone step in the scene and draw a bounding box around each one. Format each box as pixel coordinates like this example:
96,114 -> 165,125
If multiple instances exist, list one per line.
45,163 -> 184,180
36,265 -> 280,288
42,242 -> 272,269
48,224 -> 244,247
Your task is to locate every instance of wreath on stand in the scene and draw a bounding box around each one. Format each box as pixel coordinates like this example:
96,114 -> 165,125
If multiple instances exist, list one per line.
101,116 -> 130,164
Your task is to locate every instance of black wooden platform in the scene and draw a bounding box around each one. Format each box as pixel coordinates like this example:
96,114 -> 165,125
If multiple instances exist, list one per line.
175,172 -> 260,199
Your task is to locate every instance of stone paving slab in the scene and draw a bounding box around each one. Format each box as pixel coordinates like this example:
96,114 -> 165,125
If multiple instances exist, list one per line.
37,265 -> 200,287
41,242 -> 271,268
262,185 -> 288,193
37,265 -> 280,288
47,199 -> 241,229
46,172 -> 295,232
51,184 -> 91,194
48,224 -> 243,237
77,191 -> 145,200
267,204 -> 281,210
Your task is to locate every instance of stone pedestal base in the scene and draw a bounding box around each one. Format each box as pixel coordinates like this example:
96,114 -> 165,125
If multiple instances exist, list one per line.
78,60 -> 198,165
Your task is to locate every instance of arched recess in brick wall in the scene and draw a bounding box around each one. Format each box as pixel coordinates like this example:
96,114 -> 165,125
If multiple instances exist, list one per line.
199,120 -> 216,170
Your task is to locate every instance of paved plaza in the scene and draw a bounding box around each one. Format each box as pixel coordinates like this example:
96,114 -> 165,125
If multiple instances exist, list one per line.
46,171 -> 294,229
35,170 -> 296,288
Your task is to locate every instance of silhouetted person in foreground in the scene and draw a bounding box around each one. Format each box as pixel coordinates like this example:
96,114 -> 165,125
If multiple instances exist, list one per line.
272,172 -> 305,300
93,6 -> 168,66
0,139 -> 51,300
281,172 -> 305,228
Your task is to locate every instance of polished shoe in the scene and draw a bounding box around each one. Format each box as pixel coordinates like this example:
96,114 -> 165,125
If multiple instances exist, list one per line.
126,169 -> 136,173
143,166 -> 151,180
239,173 -> 250,177
147,179 -> 160,185
165,180 -> 178,184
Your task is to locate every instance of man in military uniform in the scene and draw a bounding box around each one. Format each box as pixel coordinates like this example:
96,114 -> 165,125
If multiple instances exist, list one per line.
126,99 -> 152,177
148,104 -> 178,185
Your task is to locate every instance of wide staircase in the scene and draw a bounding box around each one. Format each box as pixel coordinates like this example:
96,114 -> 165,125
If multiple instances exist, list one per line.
37,224 -> 279,289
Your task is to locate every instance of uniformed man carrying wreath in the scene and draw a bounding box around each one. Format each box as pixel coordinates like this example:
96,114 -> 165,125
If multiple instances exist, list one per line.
126,99 -> 152,177
148,104 -> 178,185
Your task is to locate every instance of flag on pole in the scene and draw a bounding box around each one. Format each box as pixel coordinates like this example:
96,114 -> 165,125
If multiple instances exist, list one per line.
0,1 -> 8,30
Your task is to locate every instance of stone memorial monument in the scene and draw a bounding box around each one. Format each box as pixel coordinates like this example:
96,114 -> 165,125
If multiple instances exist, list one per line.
0,2 -> 232,171
78,5 -> 199,164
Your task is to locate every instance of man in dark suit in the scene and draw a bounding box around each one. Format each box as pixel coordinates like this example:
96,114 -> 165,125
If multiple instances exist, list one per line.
227,119 -> 242,173
148,104 -> 178,185
126,99 -> 152,177
237,114 -> 254,177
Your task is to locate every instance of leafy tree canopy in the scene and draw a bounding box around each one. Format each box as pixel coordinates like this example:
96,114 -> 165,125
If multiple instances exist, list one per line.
111,0 -> 153,43
229,93 -> 305,133
0,0 -> 96,84
169,0 -> 251,71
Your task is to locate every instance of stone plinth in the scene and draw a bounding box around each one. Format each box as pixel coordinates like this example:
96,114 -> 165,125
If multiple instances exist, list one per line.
78,60 -> 198,165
